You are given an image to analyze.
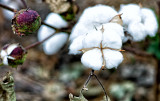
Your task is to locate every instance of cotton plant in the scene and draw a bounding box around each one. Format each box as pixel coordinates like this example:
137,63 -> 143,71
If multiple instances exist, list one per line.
119,4 -> 158,42
69,4 -> 125,70
38,13 -> 69,55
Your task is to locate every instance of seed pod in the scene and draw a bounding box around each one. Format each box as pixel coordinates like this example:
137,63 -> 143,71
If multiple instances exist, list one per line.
0,43 -> 27,67
12,9 -> 41,36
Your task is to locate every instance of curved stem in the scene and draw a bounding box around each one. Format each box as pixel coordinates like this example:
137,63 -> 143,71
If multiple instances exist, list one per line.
21,0 -> 28,8
0,3 -> 17,12
25,30 -> 59,50
94,74 -> 108,101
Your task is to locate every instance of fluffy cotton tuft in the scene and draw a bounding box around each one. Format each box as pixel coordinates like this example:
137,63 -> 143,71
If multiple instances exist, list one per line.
44,13 -> 68,29
127,22 -> 146,41
43,32 -> 68,55
81,49 -> 103,70
119,4 -> 141,26
103,49 -> 123,69
119,4 -> 158,42
69,4 -> 118,41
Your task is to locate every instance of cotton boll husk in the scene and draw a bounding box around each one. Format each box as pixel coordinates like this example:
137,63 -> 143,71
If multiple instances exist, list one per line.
81,49 -> 103,70
102,23 -> 124,40
69,35 -> 85,55
38,25 -> 55,42
103,49 -> 123,69
141,8 -> 158,37
127,22 -> 146,41
79,4 -> 117,27
7,44 -> 18,55
83,29 -> 102,48
2,2 -> 19,20
43,32 -> 68,55
102,27 -> 122,49
69,22 -> 89,42
119,4 -> 141,26
44,13 -> 68,28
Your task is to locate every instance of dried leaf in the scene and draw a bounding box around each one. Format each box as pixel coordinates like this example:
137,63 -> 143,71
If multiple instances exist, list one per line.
109,14 -> 123,26
69,92 -> 88,101
0,72 -> 16,101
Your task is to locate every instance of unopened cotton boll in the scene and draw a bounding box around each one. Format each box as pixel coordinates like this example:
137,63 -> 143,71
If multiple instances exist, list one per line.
81,49 -> 103,70
141,8 -> 158,37
128,22 -> 146,41
69,35 -> 85,55
43,32 -> 68,55
44,13 -> 68,29
103,49 -> 123,69
119,4 -> 141,26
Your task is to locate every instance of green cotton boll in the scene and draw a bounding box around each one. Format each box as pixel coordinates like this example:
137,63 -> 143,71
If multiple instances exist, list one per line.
12,9 -> 41,36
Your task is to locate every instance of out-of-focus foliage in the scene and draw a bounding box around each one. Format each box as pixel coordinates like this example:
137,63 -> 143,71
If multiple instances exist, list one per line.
147,34 -> 160,60
69,92 -> 88,101
0,72 -> 16,101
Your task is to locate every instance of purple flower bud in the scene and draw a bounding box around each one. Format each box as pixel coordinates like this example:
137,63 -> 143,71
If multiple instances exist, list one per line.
0,43 -> 27,67
12,9 -> 41,36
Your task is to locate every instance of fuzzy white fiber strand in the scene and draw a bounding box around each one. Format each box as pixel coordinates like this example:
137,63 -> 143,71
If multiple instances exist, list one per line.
141,8 -> 158,37
69,35 -> 85,55
69,4 -> 118,41
43,32 -> 68,55
119,4 -> 141,26
103,49 -> 123,69
81,49 -> 103,70
128,22 -> 146,41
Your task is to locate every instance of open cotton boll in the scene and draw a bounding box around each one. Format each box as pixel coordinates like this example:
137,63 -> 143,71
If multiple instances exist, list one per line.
103,49 -> 123,69
81,49 -> 103,70
79,4 -> 117,26
141,8 -> 158,37
69,22 -> 89,42
69,35 -> 85,55
2,2 -> 19,20
43,32 -> 68,55
128,22 -> 146,41
83,29 -> 102,48
38,25 -> 55,42
44,13 -> 68,28
119,4 -> 141,25
102,27 -> 122,49
102,23 -> 124,40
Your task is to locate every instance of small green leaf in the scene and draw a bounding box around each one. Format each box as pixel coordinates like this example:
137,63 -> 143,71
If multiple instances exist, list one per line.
69,92 -> 88,101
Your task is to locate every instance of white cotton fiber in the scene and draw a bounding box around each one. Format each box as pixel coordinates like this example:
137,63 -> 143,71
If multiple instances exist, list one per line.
44,13 -> 68,29
141,8 -> 158,37
79,4 -> 117,26
102,23 -> 124,40
102,27 -> 122,49
69,22 -> 89,41
3,56 -> 8,65
81,49 -> 103,70
127,22 -> 146,41
83,29 -> 102,48
103,49 -> 123,69
119,4 -> 141,25
43,32 -> 68,55
37,25 -> 55,42
0,50 -> 7,59
7,44 -> 18,55
69,35 -> 85,55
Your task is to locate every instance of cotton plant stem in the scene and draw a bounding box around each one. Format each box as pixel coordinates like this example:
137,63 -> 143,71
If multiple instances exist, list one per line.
25,31 -> 58,50
94,74 -> 108,101
81,69 -> 108,101
21,0 -> 28,8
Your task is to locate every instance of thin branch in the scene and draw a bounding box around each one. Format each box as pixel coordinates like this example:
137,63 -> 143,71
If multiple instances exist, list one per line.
81,70 -> 94,92
123,46 -> 152,57
41,21 -> 57,30
0,3 -> 17,12
21,0 -> 28,8
25,30 -> 59,50
94,74 -> 108,101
